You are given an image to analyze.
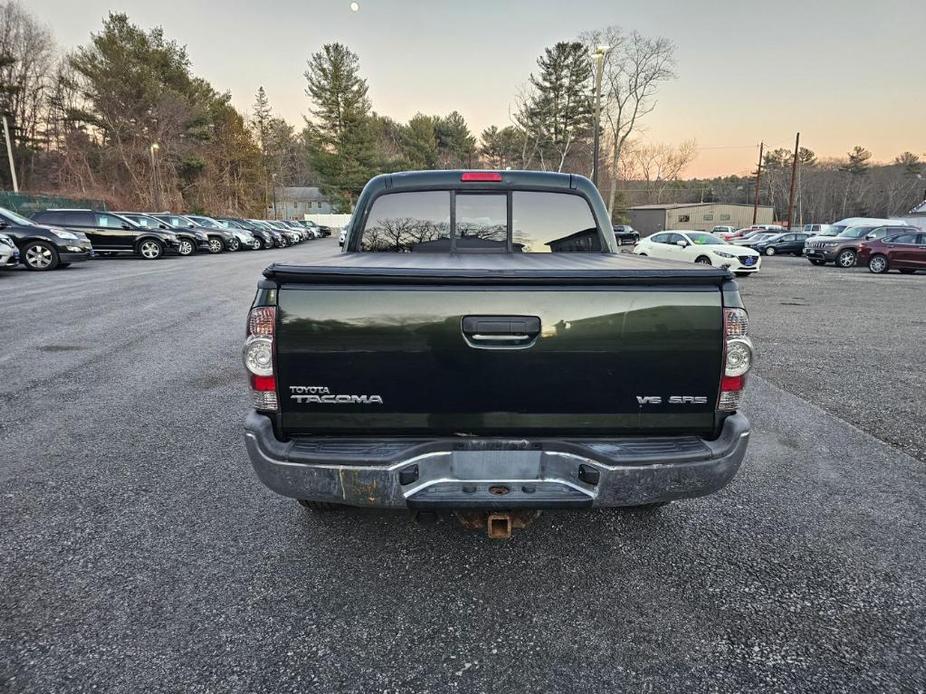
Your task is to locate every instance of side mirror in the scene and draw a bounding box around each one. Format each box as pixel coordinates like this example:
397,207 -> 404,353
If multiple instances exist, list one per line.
0,221 -> 7,229
676,240 -> 688,247
121,223 -> 132,230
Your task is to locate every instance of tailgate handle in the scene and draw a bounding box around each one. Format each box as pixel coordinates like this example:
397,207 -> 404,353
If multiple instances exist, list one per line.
462,315 -> 540,348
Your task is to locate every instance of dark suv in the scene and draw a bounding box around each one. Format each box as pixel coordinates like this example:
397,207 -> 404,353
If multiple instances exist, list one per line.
804,225 -> 912,268
31,209 -> 182,260
214,218 -> 276,249
0,206 -> 93,270
150,214 -> 237,253
117,212 -> 210,256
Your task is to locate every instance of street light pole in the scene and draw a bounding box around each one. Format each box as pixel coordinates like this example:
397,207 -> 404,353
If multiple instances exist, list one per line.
591,45 -> 607,189
271,173 -> 277,219
2,114 -> 19,193
149,143 -> 161,210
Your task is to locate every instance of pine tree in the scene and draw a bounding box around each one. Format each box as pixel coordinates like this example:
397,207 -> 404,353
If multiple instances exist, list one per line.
252,86 -> 272,154
304,43 -> 369,138
435,111 -> 476,167
517,42 -> 594,172
894,151 -> 921,176
843,146 -> 872,175
480,125 -> 526,169
304,43 -> 375,210
797,147 -> 817,167
400,113 -> 439,169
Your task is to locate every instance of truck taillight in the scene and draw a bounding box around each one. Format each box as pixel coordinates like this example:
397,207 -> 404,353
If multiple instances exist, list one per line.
244,306 -> 278,411
719,308 -> 753,412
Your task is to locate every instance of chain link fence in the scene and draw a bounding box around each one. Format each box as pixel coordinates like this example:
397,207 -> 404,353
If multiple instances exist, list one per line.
0,191 -> 108,216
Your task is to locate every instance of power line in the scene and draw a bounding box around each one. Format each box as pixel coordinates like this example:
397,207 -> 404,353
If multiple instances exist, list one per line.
695,145 -> 760,151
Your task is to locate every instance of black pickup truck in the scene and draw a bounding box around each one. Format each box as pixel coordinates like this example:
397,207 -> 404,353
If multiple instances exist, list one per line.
243,171 -> 753,536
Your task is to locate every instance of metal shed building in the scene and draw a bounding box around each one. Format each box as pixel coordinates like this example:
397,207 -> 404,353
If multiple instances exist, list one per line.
628,203 -> 774,237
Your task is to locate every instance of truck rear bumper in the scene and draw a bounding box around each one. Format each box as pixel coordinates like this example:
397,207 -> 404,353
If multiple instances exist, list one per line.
244,412 -> 750,509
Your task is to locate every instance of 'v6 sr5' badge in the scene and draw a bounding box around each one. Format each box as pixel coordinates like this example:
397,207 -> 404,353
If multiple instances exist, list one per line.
637,395 -> 708,405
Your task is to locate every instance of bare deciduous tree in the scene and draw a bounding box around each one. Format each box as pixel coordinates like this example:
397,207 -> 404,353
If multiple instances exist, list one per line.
581,26 -> 676,219
623,139 -> 697,203
0,0 -> 56,184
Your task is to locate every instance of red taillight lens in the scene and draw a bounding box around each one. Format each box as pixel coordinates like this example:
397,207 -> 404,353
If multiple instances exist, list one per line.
721,375 -> 744,392
460,171 -> 503,182
244,306 -> 278,411
251,374 -> 276,391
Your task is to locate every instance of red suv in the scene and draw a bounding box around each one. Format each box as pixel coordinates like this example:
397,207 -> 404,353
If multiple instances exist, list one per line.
857,230 -> 926,274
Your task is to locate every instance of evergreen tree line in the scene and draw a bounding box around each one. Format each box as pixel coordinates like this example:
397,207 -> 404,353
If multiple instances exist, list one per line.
1,2 -> 922,219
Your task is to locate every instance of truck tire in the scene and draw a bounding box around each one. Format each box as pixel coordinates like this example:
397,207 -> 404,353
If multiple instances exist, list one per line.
208,237 -> 223,254
226,237 -> 241,252
178,239 -> 195,256
297,499 -> 343,512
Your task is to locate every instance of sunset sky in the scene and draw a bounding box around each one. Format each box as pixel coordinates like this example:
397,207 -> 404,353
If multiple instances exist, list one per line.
28,0 -> 926,177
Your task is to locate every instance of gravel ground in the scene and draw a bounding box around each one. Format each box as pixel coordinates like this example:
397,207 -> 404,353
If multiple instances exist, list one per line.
1,241 -> 924,692
739,255 -> 926,461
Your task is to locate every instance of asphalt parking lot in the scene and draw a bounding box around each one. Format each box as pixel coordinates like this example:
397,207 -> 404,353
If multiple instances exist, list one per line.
1,242 -> 924,692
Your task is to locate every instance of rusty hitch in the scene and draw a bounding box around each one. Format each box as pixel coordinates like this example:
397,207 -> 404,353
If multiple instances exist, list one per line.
487,513 -> 512,539
454,511 -> 541,539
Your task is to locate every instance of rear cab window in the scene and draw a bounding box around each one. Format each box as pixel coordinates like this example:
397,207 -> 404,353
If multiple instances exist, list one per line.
358,190 -> 600,253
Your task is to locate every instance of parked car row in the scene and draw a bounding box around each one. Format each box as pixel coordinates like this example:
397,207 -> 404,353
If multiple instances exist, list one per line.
640,216 -> 924,276
0,206 -> 331,271
803,222 -> 925,274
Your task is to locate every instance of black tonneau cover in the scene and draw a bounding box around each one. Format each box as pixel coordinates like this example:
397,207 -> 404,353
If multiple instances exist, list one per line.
264,252 -> 731,286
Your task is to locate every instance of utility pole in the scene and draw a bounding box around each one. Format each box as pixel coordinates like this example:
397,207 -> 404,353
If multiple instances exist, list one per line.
752,142 -> 764,224
2,115 -> 19,193
591,45 -> 608,189
785,132 -> 800,230
797,152 -> 804,227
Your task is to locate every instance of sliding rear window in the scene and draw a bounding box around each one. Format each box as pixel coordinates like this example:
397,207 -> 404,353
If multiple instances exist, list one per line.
358,190 -> 600,253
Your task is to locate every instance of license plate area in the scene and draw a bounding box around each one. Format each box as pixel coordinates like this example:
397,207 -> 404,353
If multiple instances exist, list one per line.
450,450 -> 542,480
